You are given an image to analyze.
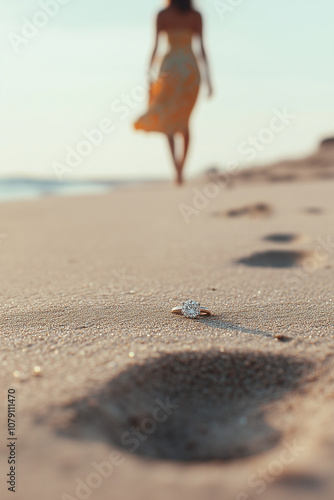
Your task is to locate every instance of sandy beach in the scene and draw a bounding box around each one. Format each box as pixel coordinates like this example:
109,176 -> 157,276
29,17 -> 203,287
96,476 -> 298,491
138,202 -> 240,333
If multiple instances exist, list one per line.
1,163 -> 334,500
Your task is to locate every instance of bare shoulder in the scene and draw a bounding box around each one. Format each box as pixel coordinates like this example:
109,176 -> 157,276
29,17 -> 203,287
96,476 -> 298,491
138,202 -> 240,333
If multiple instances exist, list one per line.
192,10 -> 203,31
157,7 -> 171,20
157,7 -> 176,26
157,9 -> 168,29
157,9 -> 167,20
192,10 -> 202,20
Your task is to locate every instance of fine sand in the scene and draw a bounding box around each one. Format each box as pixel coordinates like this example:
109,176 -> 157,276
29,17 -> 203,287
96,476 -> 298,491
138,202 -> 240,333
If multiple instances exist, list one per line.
0,164 -> 334,500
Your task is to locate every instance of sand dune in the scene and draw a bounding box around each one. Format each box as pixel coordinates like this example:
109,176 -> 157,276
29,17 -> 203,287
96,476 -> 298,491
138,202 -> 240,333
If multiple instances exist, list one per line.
208,138 -> 334,187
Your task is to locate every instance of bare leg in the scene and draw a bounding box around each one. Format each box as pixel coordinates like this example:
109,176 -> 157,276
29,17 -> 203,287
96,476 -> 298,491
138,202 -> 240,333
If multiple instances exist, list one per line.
167,135 -> 182,185
167,129 -> 190,185
180,128 -> 190,170
177,128 -> 190,184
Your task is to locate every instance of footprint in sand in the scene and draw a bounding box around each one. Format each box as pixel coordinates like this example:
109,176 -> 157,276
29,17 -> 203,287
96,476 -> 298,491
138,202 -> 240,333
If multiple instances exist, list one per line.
213,203 -> 273,219
263,233 -> 306,244
236,250 -> 313,268
57,351 -> 312,462
271,473 -> 324,493
303,207 -> 323,215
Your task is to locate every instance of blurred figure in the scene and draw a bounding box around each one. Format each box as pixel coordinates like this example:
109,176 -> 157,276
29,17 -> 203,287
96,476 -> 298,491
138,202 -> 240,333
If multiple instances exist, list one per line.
134,0 -> 213,185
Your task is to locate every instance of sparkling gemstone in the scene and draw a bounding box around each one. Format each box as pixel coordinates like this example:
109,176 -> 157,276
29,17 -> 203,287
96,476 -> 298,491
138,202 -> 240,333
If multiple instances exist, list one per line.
181,300 -> 201,319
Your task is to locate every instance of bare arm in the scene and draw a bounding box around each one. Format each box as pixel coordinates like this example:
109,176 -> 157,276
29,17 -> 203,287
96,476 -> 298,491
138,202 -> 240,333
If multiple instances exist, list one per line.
196,15 -> 213,97
148,13 -> 163,78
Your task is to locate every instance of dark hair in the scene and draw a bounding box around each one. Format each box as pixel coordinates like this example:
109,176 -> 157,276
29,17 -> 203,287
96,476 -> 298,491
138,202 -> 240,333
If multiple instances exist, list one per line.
170,0 -> 193,12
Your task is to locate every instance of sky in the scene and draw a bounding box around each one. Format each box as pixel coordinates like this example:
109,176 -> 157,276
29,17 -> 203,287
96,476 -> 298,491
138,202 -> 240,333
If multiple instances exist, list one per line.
1,0 -> 334,181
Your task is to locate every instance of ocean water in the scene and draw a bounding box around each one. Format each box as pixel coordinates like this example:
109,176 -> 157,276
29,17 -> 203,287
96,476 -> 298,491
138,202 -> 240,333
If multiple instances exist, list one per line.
0,178 -> 129,202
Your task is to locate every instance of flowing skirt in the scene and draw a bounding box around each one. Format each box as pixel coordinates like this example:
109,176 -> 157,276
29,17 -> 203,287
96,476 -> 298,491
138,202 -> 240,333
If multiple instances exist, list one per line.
134,49 -> 200,135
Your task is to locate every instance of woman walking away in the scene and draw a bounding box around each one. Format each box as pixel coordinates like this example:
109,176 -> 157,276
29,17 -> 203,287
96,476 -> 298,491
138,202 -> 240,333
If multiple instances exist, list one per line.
134,0 -> 213,185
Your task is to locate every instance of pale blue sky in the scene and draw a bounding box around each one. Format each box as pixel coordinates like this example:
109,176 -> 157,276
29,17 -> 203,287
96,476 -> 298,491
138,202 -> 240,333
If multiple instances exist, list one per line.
1,0 -> 334,180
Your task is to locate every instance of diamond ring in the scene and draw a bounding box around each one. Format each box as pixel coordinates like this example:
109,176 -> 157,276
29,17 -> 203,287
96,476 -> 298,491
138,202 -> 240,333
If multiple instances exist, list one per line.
172,300 -> 211,319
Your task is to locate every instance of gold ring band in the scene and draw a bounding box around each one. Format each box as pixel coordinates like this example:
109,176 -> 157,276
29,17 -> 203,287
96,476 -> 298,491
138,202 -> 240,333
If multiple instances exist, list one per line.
171,307 -> 211,316
171,300 -> 211,319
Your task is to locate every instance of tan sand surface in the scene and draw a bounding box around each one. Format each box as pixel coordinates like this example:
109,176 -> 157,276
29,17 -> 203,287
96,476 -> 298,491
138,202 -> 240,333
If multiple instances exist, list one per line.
0,175 -> 334,500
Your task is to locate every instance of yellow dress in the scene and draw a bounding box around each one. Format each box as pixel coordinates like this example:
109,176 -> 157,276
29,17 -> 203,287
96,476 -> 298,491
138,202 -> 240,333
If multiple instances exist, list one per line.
134,30 -> 201,135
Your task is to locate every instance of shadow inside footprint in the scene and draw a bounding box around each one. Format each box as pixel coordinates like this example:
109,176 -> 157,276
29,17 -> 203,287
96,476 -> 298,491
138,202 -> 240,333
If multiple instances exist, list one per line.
263,233 -> 300,243
304,207 -> 323,215
272,473 -> 324,492
213,203 -> 272,219
57,351 -> 311,462
237,250 -> 311,268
